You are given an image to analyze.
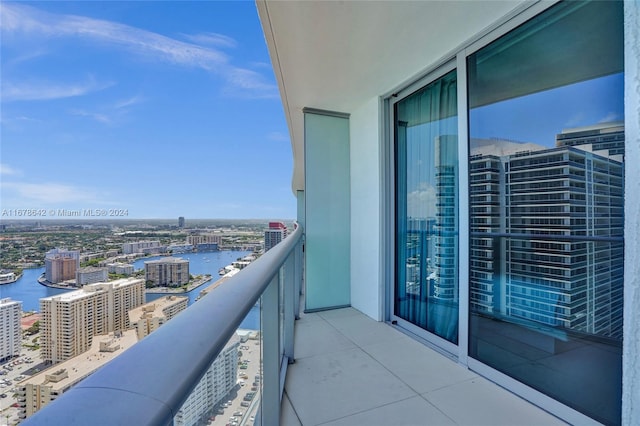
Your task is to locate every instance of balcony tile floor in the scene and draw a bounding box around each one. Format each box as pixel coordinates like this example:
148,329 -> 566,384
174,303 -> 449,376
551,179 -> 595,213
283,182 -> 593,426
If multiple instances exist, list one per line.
281,307 -> 567,426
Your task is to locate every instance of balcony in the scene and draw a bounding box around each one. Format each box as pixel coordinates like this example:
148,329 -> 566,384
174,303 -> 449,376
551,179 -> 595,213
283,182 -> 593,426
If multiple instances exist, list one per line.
281,307 -> 565,426
21,224 -> 568,426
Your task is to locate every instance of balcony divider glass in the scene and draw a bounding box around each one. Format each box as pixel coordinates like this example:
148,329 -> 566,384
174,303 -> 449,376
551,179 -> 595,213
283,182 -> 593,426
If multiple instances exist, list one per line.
22,224 -> 304,426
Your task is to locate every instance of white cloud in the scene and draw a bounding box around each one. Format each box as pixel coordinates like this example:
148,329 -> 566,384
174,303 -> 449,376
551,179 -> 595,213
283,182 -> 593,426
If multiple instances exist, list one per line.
182,32 -> 238,49
113,95 -> 145,109
2,77 -> 114,102
70,109 -> 112,124
267,132 -> 289,142
406,183 -> 437,219
1,181 -> 103,204
0,164 -> 22,176
598,112 -> 621,124
1,3 -> 278,99
564,112 -> 586,128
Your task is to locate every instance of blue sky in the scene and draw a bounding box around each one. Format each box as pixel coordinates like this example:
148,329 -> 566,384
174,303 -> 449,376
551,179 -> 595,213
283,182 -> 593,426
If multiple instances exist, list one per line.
0,1 -> 296,220
470,73 -> 625,147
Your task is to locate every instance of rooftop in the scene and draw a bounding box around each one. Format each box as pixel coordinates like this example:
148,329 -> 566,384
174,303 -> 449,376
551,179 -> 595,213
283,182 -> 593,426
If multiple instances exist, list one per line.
127,295 -> 188,323
19,331 -> 138,392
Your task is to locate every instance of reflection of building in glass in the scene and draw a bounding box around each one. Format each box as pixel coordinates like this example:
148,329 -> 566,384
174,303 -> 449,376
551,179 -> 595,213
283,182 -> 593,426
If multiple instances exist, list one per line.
433,135 -> 458,301
405,218 -> 435,296
470,127 -> 624,338
469,155 -> 504,314
556,122 -> 624,160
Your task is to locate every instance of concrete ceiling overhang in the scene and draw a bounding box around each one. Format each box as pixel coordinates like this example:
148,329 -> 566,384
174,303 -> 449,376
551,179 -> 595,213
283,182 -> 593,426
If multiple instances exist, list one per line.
256,0 -> 525,193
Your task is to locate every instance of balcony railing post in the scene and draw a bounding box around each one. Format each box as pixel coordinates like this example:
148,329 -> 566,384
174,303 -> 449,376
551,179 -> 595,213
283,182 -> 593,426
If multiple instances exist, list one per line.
294,239 -> 303,319
261,273 -> 280,426
284,252 -> 295,362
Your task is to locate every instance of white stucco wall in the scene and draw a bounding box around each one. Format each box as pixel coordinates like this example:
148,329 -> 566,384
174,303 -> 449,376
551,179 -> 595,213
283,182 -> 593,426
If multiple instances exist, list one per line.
350,97 -> 383,320
623,2 -> 639,425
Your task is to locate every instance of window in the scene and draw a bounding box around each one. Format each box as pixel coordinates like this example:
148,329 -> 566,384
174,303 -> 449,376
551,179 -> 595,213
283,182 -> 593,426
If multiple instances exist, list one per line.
467,1 -> 623,424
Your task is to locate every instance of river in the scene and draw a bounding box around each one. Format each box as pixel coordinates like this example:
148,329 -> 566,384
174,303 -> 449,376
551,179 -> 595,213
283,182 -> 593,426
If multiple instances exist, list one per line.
0,250 -> 260,329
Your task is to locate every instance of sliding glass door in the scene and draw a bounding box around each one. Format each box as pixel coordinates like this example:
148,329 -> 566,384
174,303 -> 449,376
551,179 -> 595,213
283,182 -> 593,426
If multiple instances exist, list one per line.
394,70 -> 459,345
467,2 -> 624,424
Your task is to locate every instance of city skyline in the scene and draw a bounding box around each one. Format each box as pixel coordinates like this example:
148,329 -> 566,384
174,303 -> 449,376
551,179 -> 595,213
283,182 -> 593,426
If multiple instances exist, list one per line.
0,2 -> 296,219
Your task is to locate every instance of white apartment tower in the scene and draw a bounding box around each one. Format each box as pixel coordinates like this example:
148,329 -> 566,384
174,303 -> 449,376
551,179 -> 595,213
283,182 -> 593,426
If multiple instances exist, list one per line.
40,278 -> 145,363
0,298 -> 22,362
174,335 -> 240,426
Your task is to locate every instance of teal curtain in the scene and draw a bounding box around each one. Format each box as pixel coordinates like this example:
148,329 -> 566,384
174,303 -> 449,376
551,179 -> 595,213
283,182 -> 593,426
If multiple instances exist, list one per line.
395,70 -> 459,343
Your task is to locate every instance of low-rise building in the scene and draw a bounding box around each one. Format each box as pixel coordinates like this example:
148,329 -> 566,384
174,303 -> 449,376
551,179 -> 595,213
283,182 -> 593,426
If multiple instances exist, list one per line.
128,296 -> 188,340
75,267 -> 108,286
106,263 -> 134,276
16,331 -> 138,421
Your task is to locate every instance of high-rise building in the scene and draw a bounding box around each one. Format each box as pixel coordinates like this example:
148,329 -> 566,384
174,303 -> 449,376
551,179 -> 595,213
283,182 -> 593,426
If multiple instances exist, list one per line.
40,278 -> 145,363
45,249 -> 80,284
144,257 -> 190,287
128,295 -> 188,340
0,298 -> 22,362
264,222 -> 288,251
173,334 -> 240,426
178,217 -> 185,228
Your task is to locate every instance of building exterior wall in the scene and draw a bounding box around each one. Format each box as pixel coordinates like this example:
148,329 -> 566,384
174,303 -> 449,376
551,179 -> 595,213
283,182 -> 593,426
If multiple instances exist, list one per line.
350,97 -> 383,320
0,298 -> 22,362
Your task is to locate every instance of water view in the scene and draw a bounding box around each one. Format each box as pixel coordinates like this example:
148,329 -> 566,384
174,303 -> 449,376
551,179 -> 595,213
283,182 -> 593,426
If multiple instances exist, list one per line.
0,249 -> 260,329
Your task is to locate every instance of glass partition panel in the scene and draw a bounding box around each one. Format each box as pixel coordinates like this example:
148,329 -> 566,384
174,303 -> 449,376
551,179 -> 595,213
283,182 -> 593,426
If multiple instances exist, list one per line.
182,307 -> 260,426
467,1 -> 624,423
395,70 -> 459,344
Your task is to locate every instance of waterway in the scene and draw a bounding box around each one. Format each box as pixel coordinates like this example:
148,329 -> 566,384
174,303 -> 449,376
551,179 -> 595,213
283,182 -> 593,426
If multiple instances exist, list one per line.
0,250 -> 260,329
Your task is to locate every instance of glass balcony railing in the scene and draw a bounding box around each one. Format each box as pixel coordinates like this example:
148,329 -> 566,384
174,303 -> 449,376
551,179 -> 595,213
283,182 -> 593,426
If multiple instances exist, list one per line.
22,224 -> 304,426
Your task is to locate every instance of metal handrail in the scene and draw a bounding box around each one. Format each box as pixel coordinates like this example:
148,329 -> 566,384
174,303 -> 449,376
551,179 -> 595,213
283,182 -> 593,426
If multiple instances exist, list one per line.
23,224 -> 303,425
